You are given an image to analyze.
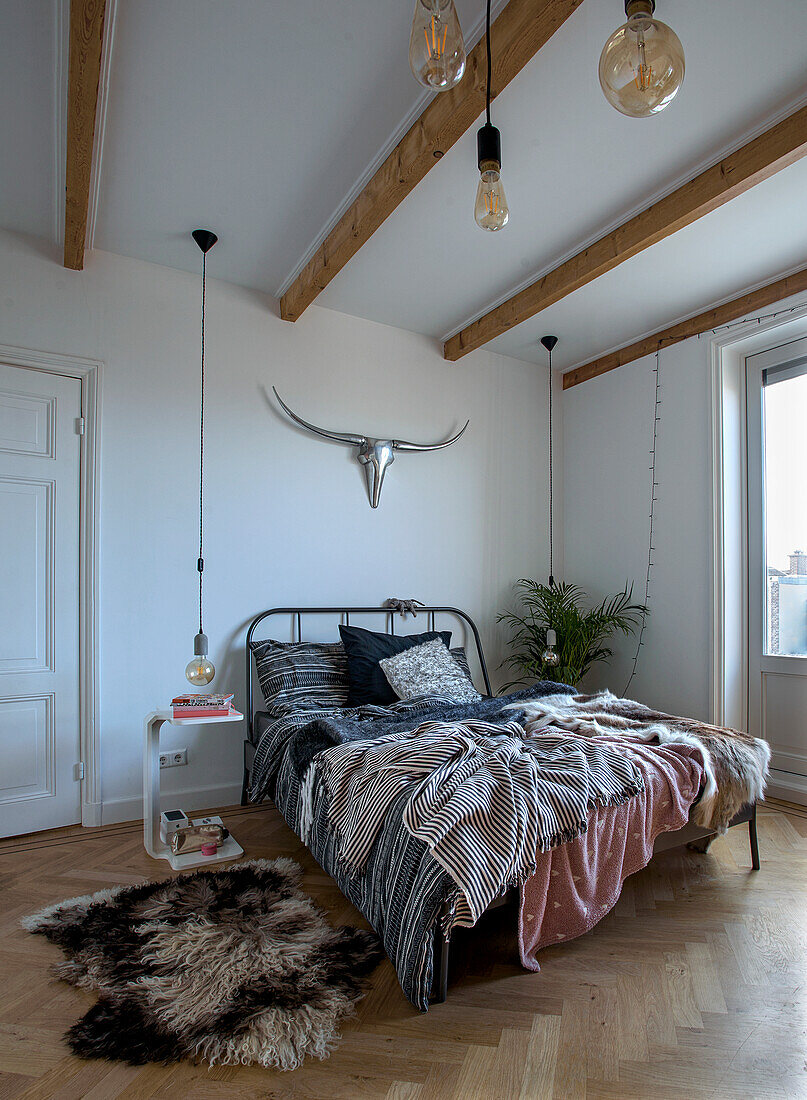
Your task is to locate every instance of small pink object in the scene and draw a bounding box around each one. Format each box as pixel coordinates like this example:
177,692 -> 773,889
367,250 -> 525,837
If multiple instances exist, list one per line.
200,842 -> 218,857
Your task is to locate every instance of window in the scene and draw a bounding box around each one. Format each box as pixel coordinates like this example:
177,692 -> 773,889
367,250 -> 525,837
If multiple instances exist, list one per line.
763,360 -> 807,656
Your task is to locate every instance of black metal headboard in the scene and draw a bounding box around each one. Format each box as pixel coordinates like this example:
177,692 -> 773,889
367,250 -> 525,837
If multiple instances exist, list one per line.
245,605 -> 492,742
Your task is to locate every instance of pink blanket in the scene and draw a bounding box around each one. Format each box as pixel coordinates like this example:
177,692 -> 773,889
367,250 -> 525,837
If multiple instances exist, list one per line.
519,739 -> 705,968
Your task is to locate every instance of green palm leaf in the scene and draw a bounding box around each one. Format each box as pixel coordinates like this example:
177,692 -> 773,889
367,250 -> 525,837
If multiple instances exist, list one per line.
497,580 -> 647,689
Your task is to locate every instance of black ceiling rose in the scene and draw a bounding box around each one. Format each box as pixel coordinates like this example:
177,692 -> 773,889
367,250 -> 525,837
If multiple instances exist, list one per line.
192,229 -> 218,254
540,335 -> 558,353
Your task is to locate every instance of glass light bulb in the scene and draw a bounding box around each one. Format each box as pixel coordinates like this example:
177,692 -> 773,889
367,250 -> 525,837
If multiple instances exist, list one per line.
599,5 -> 684,118
185,654 -> 215,686
542,628 -> 561,668
409,0 -> 466,90
474,169 -> 509,232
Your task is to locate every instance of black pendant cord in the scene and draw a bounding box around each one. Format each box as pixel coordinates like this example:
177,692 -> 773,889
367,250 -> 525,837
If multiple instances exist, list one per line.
197,250 -> 206,636
548,347 -> 554,587
624,350 -> 661,696
485,0 -> 492,124
541,335 -> 558,587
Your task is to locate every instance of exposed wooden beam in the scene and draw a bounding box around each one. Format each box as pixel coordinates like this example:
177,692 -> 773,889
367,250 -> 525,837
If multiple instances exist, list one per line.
444,103 -> 807,361
562,266 -> 807,389
64,0 -> 106,270
280,0 -> 585,322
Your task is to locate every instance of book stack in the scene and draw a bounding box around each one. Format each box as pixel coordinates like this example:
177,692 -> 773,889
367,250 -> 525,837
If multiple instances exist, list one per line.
171,693 -> 235,719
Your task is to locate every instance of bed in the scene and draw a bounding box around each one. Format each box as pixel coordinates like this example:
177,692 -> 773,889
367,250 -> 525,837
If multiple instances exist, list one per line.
242,604 -> 763,1009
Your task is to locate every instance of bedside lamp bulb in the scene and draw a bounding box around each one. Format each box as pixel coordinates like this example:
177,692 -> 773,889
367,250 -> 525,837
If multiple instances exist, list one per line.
185,632 -> 215,686
542,628 -> 560,668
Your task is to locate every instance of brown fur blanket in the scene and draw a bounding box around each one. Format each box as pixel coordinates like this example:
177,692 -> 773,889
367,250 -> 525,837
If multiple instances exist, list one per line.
509,691 -> 770,831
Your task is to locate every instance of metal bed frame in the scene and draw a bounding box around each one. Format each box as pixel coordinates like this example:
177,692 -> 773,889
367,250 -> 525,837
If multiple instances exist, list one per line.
243,604 -> 492,801
242,604 -> 760,1005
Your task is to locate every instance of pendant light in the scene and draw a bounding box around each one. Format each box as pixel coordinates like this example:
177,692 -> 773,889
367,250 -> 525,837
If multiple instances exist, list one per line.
542,628 -> 561,668
599,0 -> 684,118
474,0 -> 508,231
185,228 -> 217,687
409,0 -> 466,90
541,335 -> 561,670
541,335 -> 557,587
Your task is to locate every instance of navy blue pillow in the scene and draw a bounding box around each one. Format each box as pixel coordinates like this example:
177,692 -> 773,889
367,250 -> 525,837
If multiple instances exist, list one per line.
339,625 -> 452,707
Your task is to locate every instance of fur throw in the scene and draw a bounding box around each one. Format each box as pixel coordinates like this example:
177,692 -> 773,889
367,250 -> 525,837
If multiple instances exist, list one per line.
511,692 -> 770,831
23,858 -> 382,1071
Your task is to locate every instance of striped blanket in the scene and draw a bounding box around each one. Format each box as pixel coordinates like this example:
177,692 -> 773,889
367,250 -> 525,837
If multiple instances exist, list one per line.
304,716 -> 646,925
250,686 -> 577,1009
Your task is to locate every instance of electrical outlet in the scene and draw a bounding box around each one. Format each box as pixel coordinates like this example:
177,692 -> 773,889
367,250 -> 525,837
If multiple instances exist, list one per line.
159,748 -> 188,769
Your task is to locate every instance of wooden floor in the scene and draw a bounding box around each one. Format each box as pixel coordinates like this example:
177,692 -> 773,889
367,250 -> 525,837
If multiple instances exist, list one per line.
0,801 -> 805,1100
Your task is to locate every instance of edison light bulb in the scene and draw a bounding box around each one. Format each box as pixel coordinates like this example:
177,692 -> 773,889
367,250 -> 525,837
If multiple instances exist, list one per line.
474,122 -> 509,232
409,0 -> 466,90
185,632 -> 215,686
542,628 -> 561,668
475,168 -> 509,232
599,0 -> 684,118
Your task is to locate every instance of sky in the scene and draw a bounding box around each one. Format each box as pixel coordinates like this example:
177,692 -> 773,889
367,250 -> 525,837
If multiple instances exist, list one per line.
764,370 -> 807,574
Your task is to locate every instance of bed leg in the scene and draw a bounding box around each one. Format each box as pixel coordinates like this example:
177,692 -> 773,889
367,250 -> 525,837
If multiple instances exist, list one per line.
431,930 -> 450,1004
241,740 -> 255,807
749,803 -> 760,871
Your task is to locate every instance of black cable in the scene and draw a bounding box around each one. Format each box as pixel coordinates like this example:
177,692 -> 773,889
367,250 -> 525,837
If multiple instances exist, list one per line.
485,0 -> 492,124
548,344 -> 554,587
198,250 -> 206,636
624,350 -> 661,695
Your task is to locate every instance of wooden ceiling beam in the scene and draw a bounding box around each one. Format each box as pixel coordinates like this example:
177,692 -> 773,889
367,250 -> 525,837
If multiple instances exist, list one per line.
444,103 -> 807,361
280,0 -> 585,323
64,0 -> 106,271
562,266 -> 807,389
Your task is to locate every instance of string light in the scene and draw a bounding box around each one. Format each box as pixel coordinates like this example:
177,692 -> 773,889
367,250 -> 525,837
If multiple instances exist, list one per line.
698,303 -> 807,337
624,349 -> 660,695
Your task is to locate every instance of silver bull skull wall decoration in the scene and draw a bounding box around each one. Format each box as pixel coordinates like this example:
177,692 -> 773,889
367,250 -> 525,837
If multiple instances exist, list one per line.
273,388 -> 469,508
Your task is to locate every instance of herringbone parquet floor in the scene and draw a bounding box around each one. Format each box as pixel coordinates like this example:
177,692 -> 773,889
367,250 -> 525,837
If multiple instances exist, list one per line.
0,800 -> 805,1099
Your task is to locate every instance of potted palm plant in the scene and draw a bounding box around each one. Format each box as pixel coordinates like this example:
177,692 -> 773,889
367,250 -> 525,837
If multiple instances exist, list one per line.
499,579 -> 647,689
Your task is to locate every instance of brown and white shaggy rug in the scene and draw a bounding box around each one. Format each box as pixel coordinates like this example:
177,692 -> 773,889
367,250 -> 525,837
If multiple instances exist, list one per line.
23,858 -> 382,1071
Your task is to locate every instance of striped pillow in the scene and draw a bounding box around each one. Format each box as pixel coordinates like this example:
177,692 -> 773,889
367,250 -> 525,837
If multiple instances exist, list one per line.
450,647 -> 474,684
250,639 -> 349,716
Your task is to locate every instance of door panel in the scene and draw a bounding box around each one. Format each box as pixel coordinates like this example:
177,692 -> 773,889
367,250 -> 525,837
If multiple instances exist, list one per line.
761,671 -> 807,777
747,337 -> 807,791
0,363 -> 82,836
0,389 -> 55,457
0,478 -> 52,673
0,694 -> 54,802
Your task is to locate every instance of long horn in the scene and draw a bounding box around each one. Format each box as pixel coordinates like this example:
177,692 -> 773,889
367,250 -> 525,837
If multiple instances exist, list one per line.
273,388 -> 365,446
393,420 -> 469,452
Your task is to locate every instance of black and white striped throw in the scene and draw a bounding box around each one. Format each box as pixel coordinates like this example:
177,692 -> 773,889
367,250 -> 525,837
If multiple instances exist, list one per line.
306,718 -> 646,925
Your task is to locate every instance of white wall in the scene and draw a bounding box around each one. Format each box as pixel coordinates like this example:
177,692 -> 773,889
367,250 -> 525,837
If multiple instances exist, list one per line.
0,230 -> 553,822
562,339 -> 714,720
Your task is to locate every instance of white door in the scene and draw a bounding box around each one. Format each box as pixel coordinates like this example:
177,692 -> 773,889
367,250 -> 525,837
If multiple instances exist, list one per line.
747,336 -> 807,800
0,363 -> 82,835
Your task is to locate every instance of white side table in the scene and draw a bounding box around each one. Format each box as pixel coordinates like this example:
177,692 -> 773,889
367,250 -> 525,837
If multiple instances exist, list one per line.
143,709 -> 245,870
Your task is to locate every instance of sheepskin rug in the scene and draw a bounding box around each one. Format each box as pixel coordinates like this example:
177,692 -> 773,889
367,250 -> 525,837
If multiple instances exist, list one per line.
23,858 -> 383,1071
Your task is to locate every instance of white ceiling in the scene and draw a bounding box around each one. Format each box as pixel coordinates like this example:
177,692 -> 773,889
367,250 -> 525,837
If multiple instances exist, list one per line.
94,0 -> 500,293
3,0 -> 807,371
0,0 -> 60,243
